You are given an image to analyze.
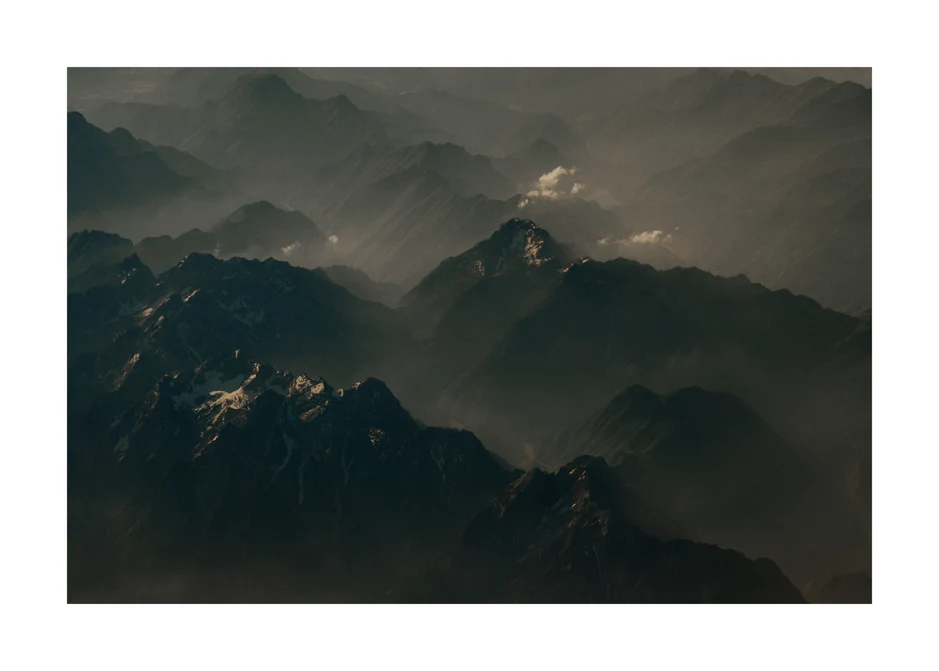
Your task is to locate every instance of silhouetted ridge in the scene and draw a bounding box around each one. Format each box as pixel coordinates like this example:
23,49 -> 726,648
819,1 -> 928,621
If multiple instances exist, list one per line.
68,351 -> 515,601
232,73 -> 302,105
413,456 -> 804,603
400,218 -> 573,340
325,93 -> 360,116
68,112 -> 191,214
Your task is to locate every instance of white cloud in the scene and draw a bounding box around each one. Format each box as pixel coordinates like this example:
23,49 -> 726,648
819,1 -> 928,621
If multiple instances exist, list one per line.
629,230 -> 672,245
328,235 -> 339,245
525,166 -> 584,201
281,241 -> 301,256
597,230 -> 673,248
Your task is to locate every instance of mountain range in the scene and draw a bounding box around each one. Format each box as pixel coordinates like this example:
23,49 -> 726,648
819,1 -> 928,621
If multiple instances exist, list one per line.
68,215 -> 870,599
66,67 -> 872,603
70,68 -> 870,311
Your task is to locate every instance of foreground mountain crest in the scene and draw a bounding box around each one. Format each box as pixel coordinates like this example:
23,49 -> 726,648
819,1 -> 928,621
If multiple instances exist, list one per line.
415,455 -> 804,603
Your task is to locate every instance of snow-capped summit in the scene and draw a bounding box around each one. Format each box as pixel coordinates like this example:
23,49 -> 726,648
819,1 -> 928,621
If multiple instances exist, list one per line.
399,218 -> 572,328
478,218 -> 571,274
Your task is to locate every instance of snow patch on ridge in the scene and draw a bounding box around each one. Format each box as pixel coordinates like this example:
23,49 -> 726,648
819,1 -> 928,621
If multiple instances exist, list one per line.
173,371 -> 246,410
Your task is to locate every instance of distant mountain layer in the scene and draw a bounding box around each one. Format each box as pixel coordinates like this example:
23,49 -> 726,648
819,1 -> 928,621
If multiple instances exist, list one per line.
321,266 -> 405,307
548,385 -> 870,584
549,384 -> 782,467
67,113 -> 249,239
69,201 -> 334,277
70,67 -> 870,311
439,253 -> 868,454
312,141 -> 517,202
310,184 -> 623,286
68,111 -> 192,215
393,87 -> 585,157
622,79 -> 871,310
82,72 -> 425,175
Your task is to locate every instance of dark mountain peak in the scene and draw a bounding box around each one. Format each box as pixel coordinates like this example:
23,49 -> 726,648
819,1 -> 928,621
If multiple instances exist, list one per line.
324,93 -> 360,116
338,377 -> 414,431
479,455 -> 622,528
661,67 -> 723,98
274,371 -> 338,420
163,250 -> 335,293
398,218 -> 577,349
207,201 -> 327,259
222,200 -> 284,221
68,250 -> 155,297
604,384 -> 662,413
788,79 -> 871,130
720,69 -> 789,95
550,381 -> 786,488
557,254 -> 644,284
662,386 -> 767,432
798,75 -> 837,90
413,140 -> 471,162
556,454 -> 624,506
68,229 -> 132,259
830,79 -> 870,96
556,256 -> 776,303
666,384 -> 740,407
67,110 -> 99,140
497,217 -> 538,233
547,384 -> 677,467
702,69 -> 786,101
451,454 -> 803,603
67,112 -> 190,215
727,68 -> 771,84
117,252 -> 149,273
657,67 -> 803,118
799,80 -> 870,111
67,230 -> 137,290
403,218 -> 571,314
177,251 -> 220,268
486,218 -> 567,268
527,137 -> 562,160
159,359 -> 414,450
168,251 -> 223,279
67,109 -> 105,143
345,376 -> 394,396
231,72 -> 301,105
105,126 -> 143,153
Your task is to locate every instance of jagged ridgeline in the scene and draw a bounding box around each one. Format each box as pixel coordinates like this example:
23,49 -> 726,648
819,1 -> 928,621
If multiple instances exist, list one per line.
67,67 -> 871,603
68,214 -> 868,603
